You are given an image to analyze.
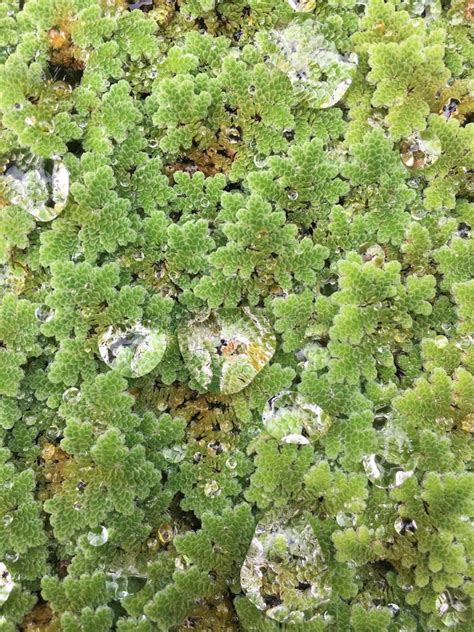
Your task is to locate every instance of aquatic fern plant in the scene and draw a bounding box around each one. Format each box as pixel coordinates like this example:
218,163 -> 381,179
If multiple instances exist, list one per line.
0,0 -> 473,630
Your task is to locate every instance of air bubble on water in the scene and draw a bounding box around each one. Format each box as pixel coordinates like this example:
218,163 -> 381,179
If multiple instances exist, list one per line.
87,525 -> 108,547
287,190 -> 299,201
287,0 -> 316,11
62,387 -> 81,404
0,563 -> 14,606
240,511 -> 332,623
263,391 -> 330,442
5,158 -> 69,221
2,515 -> 13,527
4,551 -> 18,563
98,322 -> 167,378
178,308 -> 275,394
400,132 -> 441,169
162,446 -> 185,463
260,20 -> 358,109
204,480 -> 221,498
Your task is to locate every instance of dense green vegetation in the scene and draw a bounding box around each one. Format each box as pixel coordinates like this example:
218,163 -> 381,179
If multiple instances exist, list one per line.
0,0 -> 472,630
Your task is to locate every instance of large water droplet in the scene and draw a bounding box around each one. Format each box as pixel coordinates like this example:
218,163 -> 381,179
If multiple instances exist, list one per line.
0,563 -> 14,605
98,323 -> 167,378
241,511 -> 332,623
400,132 -> 441,169
263,391 -> 331,442
5,158 -> 69,221
178,308 -> 276,394
87,525 -> 108,547
287,0 -> 315,11
260,20 -> 358,108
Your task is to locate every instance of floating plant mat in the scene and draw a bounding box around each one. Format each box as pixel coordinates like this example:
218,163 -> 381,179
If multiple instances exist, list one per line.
178,308 -> 276,394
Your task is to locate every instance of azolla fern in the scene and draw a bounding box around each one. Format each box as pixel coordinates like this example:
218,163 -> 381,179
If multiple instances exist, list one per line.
0,1 -> 473,631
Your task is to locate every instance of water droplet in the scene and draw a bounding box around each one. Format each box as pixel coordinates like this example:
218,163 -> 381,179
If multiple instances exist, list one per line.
387,603 -> 400,617
287,0 -> 315,11
362,454 -> 384,486
200,197 -> 210,208
132,252 -> 145,261
263,391 -> 331,442
46,425 -> 61,440
62,387 -> 81,404
174,555 -> 190,571
400,132 -> 441,169
148,139 -> 158,149
441,98 -> 460,120
261,20 -> 358,109
204,480 -> 221,497
394,517 -> 417,535
2,515 -> 13,527
393,470 -> 414,487
35,304 -> 53,323
241,511 -> 332,623
158,524 -> 174,543
5,158 -> 69,221
280,434 -> 310,445
225,457 -> 237,470
287,190 -> 298,201
87,525 -> 108,547
434,336 -> 449,349
4,550 -> 18,563
162,446 -> 185,463
98,323 -> 167,378
0,563 -> 14,605
248,84 -> 256,95
149,69 -> 158,80
74,502 -> 82,511
224,126 -> 241,144
336,512 -> 356,527
179,308 -> 276,394
283,128 -> 295,141
107,574 -> 129,599
71,252 -> 84,262
253,154 -> 267,169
